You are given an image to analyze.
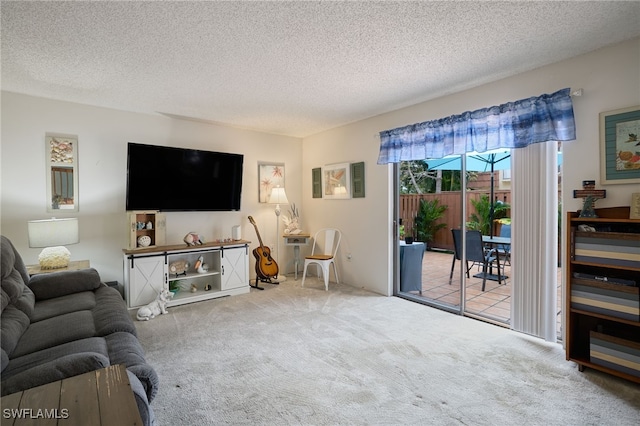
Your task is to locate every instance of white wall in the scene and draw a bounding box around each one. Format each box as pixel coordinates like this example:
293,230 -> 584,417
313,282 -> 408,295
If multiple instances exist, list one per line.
3,38 -> 638,295
302,37 -> 640,296
1,93 -> 302,283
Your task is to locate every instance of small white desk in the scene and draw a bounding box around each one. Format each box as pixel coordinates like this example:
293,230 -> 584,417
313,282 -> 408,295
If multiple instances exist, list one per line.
283,234 -> 311,280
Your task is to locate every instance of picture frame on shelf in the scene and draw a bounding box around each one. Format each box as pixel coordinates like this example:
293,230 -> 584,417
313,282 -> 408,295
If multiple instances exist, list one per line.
322,162 -> 351,199
258,162 -> 285,203
600,106 -> 640,184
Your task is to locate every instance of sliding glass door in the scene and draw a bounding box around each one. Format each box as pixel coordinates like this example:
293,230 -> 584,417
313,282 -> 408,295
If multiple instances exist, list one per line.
395,152 -> 514,325
395,144 -> 563,339
395,155 -> 466,315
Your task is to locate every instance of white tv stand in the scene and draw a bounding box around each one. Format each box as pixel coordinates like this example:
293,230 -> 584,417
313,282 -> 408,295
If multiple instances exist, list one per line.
123,240 -> 250,309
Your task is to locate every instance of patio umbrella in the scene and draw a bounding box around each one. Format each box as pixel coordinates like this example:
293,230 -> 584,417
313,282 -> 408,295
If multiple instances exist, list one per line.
427,149 -> 511,238
427,149 -> 562,237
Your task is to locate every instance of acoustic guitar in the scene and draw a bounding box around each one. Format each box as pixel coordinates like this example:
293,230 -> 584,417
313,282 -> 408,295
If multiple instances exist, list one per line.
248,216 -> 279,289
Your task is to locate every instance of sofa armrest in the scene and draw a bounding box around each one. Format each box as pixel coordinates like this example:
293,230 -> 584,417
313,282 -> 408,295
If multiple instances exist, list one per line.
28,268 -> 102,300
127,371 -> 156,426
127,364 -> 160,403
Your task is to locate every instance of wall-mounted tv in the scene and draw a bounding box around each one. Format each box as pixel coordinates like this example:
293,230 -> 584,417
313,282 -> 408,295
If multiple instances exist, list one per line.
126,143 -> 244,211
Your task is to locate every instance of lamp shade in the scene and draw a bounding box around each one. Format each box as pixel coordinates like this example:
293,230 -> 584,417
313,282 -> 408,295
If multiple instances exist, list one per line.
268,186 -> 289,205
28,218 -> 79,248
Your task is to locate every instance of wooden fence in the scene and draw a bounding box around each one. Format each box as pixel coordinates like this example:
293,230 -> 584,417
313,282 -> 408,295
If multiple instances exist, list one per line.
400,190 -> 511,251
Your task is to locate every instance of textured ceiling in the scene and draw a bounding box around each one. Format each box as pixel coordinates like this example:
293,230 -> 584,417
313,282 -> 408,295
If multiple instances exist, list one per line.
2,1 -> 640,138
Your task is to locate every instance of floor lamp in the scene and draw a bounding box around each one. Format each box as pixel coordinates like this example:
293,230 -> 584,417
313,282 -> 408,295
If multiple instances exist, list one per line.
268,186 -> 288,282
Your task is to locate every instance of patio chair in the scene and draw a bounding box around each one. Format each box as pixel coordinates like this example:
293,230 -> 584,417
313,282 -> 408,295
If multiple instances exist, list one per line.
449,229 -> 501,291
496,224 -> 511,265
301,228 -> 341,291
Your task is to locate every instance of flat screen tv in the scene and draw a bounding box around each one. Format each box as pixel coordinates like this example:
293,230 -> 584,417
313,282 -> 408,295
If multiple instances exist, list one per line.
126,143 -> 243,211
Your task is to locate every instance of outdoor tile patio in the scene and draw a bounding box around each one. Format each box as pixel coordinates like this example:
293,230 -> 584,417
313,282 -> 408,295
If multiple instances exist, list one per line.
402,249 -> 562,335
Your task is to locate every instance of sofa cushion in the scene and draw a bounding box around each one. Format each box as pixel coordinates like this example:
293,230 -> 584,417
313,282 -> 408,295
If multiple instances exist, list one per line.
0,305 -> 30,359
0,267 -> 34,319
0,352 -> 110,397
1,289 -> 9,314
13,285 -> 35,319
0,236 -> 31,297
1,337 -> 109,380
93,286 -> 137,336
29,268 -> 102,301
31,291 -> 96,323
11,311 -> 96,358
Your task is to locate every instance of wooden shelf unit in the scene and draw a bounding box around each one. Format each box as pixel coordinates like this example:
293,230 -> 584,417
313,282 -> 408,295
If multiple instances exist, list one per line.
123,240 -> 251,309
127,210 -> 166,249
565,206 -> 640,383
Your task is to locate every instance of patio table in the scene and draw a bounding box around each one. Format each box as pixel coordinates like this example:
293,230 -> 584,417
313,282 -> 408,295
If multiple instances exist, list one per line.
474,235 -> 511,281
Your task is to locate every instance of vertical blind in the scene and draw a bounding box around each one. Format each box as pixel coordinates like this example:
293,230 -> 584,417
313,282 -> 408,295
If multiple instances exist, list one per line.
511,143 -> 559,342
377,88 -> 575,163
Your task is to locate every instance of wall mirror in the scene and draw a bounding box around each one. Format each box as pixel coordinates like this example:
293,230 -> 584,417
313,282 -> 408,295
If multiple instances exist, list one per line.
46,134 -> 79,212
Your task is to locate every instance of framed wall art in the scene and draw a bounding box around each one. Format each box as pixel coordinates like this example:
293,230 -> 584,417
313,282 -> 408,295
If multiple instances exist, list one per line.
258,162 -> 285,203
46,133 -> 79,212
600,106 -> 640,184
322,162 -> 351,199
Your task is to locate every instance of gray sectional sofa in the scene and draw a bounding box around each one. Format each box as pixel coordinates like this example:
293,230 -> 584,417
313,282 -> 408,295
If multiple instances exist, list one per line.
1,236 -> 158,426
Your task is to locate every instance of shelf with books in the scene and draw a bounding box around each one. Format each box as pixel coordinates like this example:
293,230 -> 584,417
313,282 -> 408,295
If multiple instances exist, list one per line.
565,207 -> 640,383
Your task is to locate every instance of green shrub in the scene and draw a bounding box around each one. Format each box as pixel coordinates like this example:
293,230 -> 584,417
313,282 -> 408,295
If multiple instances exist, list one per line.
415,199 -> 448,245
467,195 -> 510,235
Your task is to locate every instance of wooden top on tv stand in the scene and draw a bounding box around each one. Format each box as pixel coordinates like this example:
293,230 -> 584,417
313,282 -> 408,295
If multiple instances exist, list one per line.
123,239 -> 251,255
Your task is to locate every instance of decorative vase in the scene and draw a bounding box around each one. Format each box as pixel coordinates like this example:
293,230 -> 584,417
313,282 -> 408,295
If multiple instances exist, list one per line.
404,236 -> 414,244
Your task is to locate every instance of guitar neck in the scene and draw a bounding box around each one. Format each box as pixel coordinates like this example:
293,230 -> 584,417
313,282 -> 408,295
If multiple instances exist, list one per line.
254,227 -> 266,249
248,217 -> 267,250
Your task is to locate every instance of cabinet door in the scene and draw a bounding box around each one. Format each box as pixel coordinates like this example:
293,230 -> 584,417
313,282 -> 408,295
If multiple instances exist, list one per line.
127,255 -> 166,308
221,246 -> 248,290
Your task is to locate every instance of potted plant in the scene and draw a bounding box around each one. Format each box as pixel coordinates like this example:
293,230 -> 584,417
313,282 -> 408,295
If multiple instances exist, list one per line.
467,195 -> 510,236
414,199 -> 447,249
398,218 -> 414,243
404,223 -> 414,244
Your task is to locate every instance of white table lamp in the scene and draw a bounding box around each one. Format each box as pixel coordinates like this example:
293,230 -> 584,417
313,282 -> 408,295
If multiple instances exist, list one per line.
268,186 -> 289,282
28,218 -> 79,269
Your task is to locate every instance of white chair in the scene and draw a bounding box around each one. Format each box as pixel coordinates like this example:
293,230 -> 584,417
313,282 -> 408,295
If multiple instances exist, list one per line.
301,229 -> 342,291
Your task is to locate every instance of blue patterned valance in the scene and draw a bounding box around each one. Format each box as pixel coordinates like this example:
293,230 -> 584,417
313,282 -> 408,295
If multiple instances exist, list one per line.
377,88 -> 576,164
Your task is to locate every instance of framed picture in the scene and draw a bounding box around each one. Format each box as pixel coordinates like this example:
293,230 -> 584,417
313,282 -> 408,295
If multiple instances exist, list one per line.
258,162 -> 285,203
322,162 -> 351,199
600,106 -> 640,184
46,134 -> 79,212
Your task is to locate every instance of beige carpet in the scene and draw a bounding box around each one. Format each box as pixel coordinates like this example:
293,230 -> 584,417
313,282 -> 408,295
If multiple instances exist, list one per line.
135,279 -> 640,425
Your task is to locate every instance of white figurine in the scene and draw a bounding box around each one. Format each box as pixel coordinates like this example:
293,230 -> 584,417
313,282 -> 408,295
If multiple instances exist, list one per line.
282,203 -> 302,235
194,255 -> 209,273
136,289 -> 173,321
